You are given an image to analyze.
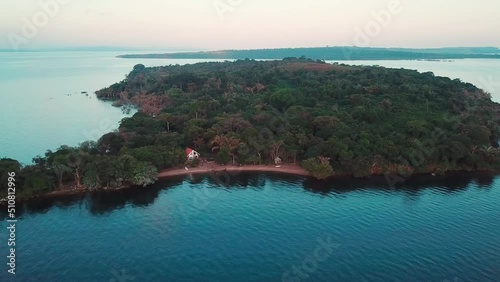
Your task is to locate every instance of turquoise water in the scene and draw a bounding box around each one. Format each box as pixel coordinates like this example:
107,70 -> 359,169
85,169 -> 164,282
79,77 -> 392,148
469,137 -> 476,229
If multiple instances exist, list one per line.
1,172 -> 499,281
1,55 -> 500,281
0,52 -> 226,164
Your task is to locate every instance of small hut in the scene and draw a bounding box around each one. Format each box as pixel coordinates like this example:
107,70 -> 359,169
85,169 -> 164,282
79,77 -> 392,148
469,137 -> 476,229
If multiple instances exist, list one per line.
186,148 -> 200,160
274,157 -> 282,165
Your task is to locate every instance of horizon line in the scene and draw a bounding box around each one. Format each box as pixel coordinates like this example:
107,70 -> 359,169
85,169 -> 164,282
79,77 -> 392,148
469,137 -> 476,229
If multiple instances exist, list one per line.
1,45 -> 499,53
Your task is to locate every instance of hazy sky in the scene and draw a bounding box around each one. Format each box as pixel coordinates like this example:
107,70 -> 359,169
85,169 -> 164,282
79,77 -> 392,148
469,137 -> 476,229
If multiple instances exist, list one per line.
1,0 -> 499,50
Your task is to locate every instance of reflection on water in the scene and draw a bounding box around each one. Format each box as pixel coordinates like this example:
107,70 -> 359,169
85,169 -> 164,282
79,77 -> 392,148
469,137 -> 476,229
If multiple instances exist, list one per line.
4,171 -> 497,219
0,172 -> 499,281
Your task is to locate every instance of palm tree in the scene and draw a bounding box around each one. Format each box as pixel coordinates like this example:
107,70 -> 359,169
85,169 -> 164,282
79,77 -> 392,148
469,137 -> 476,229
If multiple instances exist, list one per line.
269,140 -> 284,162
210,135 -> 229,152
193,137 -> 204,151
318,156 -> 331,165
480,145 -> 495,153
227,137 -> 241,165
480,145 -> 500,161
52,156 -> 71,189
471,145 -> 479,154
211,135 -> 241,165
67,150 -> 88,187
158,113 -> 175,132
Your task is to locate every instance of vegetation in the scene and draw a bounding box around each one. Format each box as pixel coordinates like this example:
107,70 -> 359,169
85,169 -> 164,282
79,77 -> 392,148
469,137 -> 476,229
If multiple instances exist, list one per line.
303,157 -> 334,180
2,58 -> 500,199
117,47 -> 500,60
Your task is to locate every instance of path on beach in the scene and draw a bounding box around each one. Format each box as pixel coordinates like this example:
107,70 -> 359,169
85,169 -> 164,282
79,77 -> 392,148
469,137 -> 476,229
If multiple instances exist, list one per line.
157,164 -> 310,179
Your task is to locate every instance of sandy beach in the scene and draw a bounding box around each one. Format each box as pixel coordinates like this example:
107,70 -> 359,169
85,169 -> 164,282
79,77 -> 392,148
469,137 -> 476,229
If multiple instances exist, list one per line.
157,164 -> 310,179
0,164 -> 309,203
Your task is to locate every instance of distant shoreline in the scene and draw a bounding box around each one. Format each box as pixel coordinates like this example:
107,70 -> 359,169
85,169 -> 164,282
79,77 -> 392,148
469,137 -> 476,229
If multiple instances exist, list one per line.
116,46 -> 500,61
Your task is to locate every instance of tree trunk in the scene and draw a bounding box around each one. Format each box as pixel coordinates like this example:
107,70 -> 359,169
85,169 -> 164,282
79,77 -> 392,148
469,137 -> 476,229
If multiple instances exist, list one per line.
75,170 -> 81,187
58,175 -> 63,189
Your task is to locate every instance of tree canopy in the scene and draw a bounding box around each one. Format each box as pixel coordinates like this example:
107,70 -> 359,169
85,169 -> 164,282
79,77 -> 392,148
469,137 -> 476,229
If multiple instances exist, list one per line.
2,58 -> 500,199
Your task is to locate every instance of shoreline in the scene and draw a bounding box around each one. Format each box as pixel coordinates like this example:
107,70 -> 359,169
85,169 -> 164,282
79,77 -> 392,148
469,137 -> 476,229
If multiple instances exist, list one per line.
0,164 -> 311,204
2,165 -> 499,204
157,164 -> 311,179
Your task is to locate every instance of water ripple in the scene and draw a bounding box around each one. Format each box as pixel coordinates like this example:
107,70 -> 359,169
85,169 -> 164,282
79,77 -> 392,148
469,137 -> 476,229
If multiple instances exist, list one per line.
2,173 -> 500,282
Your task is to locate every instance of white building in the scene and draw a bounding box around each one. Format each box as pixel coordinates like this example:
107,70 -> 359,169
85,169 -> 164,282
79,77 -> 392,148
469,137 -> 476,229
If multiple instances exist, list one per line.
186,148 -> 200,160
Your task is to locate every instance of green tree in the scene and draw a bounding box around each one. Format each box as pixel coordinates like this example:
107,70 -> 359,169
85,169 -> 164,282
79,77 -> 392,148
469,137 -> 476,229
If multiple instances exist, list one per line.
97,133 -> 126,155
52,155 -> 71,188
20,165 -> 55,195
83,162 -> 100,190
158,113 -> 176,132
211,135 -> 242,165
269,88 -> 298,112
0,158 -> 22,198
216,147 -> 231,165
131,162 -> 158,187
302,156 -> 334,180
66,149 -> 89,187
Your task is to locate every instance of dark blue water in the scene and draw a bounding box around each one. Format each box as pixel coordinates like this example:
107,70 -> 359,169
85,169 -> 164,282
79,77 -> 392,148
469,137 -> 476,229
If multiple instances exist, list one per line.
1,172 -> 500,282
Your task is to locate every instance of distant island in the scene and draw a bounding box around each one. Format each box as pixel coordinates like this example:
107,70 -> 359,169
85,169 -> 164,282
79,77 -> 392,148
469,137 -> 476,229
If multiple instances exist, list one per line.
2,58 -> 500,200
117,46 -> 500,60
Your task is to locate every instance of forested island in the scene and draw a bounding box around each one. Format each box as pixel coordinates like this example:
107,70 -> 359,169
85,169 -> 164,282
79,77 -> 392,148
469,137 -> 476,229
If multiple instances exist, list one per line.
1,58 -> 500,200
117,46 -> 500,60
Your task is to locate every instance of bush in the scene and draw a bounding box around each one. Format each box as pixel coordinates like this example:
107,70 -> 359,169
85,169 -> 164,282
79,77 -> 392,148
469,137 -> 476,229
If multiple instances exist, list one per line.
188,158 -> 200,168
302,157 -> 334,180
216,147 -> 231,165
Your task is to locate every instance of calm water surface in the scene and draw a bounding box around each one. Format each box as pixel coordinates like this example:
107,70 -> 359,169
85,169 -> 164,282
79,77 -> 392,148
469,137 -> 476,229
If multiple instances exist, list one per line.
1,54 -> 500,281
0,51 -> 226,164
1,172 -> 499,282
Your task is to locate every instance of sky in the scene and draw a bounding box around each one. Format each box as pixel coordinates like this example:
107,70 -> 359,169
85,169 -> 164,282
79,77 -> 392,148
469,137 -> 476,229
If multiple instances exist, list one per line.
1,0 -> 499,51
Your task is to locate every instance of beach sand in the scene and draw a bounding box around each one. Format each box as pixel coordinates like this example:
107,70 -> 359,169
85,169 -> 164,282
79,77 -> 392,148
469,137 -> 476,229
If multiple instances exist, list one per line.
157,163 -> 310,179
1,163 -> 310,203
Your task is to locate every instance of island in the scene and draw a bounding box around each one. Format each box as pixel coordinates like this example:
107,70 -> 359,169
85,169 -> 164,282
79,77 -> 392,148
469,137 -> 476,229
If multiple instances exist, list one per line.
1,58 -> 499,200
117,46 -> 500,60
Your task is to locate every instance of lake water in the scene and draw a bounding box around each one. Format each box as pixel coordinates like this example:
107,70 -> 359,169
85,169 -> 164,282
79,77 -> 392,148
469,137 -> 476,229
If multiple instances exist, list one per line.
0,51 -> 226,164
1,54 -> 500,281
1,172 -> 499,281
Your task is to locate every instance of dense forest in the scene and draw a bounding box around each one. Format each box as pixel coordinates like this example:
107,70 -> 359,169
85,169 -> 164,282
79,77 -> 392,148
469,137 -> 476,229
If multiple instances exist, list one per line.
2,58 -> 500,199
117,47 -> 500,60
